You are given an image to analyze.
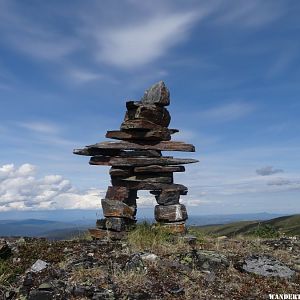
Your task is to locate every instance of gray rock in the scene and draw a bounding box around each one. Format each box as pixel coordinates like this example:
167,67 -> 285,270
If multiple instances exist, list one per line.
125,254 -> 144,272
239,255 -> 295,278
72,285 -> 85,297
23,272 -> 34,287
0,241 -> 12,259
28,290 -> 53,300
30,259 -> 49,273
5,290 -> 16,300
179,250 -> 229,271
140,253 -> 158,262
168,286 -> 184,295
92,289 -> 115,300
38,282 -> 53,290
141,81 -> 170,106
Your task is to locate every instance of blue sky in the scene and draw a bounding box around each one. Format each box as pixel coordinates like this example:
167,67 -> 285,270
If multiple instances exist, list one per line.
0,0 -> 299,218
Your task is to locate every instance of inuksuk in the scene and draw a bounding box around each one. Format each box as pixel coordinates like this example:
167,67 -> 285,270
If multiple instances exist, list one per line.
74,81 -> 198,239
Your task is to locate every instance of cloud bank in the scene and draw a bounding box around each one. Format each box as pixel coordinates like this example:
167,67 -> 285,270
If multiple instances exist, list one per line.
0,163 -> 159,212
0,163 -> 103,211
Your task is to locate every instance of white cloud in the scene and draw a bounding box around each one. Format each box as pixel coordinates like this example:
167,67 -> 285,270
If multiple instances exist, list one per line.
0,1 -> 78,61
15,121 -> 78,147
0,163 -> 104,211
198,101 -> 255,122
68,69 -> 104,84
19,121 -> 60,134
174,144 -> 300,207
94,11 -> 199,69
0,163 -> 159,212
213,1 -> 285,28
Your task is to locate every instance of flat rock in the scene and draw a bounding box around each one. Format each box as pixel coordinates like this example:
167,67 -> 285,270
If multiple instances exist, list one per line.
109,167 -> 131,177
106,129 -> 171,141
73,148 -> 120,156
155,204 -> 188,222
122,174 -> 173,184
118,150 -> 162,157
101,199 -> 136,219
134,165 -> 185,173
157,221 -> 186,234
84,141 -> 196,152
111,181 -> 188,194
90,156 -> 198,167
28,290 -> 53,300
105,186 -> 129,200
238,255 -> 296,278
30,259 -> 49,273
140,81 -> 170,106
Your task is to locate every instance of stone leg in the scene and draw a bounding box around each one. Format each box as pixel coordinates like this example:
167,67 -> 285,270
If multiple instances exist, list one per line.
89,186 -> 137,240
153,189 -> 188,234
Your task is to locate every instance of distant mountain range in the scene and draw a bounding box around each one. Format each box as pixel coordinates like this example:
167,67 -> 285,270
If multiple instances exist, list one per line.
0,212 -> 289,240
194,214 -> 300,236
187,212 -> 284,226
0,219 -> 92,239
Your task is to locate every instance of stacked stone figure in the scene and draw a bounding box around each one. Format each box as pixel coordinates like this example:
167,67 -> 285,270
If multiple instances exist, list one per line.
74,81 -> 198,239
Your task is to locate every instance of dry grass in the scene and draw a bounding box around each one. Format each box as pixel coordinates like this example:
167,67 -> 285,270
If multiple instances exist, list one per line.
69,266 -> 107,286
127,222 -> 188,255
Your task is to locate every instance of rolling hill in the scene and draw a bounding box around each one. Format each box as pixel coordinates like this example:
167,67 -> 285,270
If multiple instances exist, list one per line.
193,214 -> 300,237
0,219 -> 91,238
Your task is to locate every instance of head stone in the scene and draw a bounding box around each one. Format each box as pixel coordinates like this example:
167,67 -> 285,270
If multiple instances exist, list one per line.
140,81 -> 170,106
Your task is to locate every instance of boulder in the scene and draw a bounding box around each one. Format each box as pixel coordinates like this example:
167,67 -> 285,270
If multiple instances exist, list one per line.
140,81 -> 170,106
28,290 -> 53,300
30,259 -> 49,273
101,199 -> 136,219
179,250 -> 229,272
155,204 -> 188,222
237,255 -> 295,279
0,241 -> 12,259
125,254 -> 145,272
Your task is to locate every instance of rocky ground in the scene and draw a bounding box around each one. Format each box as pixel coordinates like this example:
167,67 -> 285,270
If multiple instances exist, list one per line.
0,225 -> 299,300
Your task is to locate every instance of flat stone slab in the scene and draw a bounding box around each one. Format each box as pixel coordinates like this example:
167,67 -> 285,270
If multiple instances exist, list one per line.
239,255 -> 296,278
30,259 -> 49,273
106,129 -> 171,141
134,165 -> 185,173
90,156 -> 198,166
78,140 -> 196,152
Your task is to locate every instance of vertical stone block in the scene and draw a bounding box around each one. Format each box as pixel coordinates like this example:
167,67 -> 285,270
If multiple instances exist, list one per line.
155,204 -> 188,222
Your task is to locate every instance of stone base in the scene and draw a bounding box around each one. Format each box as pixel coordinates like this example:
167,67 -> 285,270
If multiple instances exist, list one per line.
88,228 -> 125,240
155,221 -> 186,234
96,217 -> 136,232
